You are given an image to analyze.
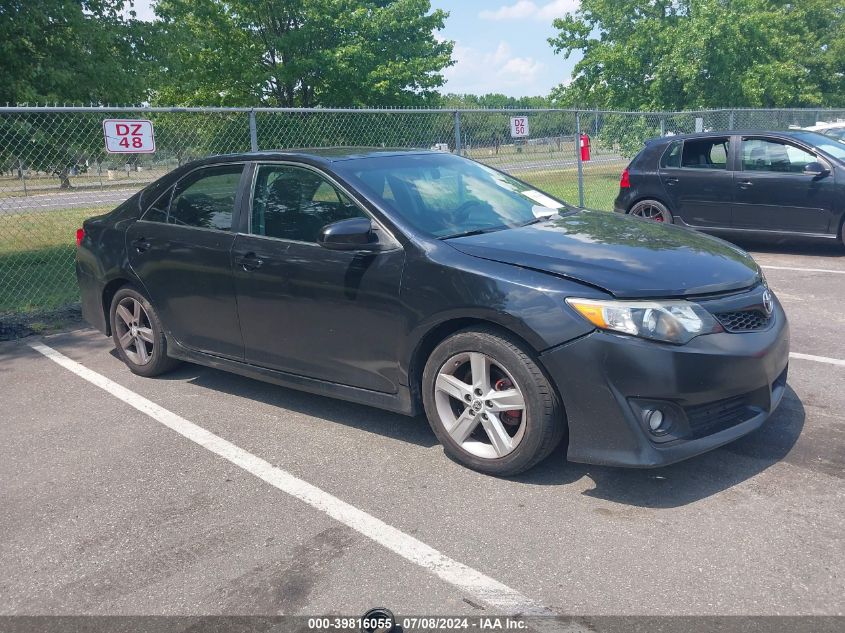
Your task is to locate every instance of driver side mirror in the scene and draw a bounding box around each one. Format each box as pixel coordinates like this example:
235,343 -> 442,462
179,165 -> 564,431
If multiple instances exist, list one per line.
804,161 -> 831,178
318,217 -> 385,251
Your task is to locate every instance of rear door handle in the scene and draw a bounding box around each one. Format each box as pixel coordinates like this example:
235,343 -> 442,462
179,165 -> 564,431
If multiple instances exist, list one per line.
235,252 -> 264,271
738,180 -> 754,189
131,237 -> 151,253
665,177 -> 679,186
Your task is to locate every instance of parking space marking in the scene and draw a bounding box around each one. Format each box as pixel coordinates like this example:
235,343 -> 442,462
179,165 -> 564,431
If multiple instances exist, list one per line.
762,265 -> 845,275
28,341 -> 555,617
790,352 -> 845,367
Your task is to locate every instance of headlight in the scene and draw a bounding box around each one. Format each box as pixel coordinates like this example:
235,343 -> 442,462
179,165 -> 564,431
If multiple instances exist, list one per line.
566,298 -> 723,344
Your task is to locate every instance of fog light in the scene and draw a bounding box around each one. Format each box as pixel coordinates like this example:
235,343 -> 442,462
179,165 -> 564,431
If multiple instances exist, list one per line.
644,408 -> 667,434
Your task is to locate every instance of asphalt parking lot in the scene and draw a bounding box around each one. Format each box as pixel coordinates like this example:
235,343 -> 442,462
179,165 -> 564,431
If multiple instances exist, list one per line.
1,238 -> 843,620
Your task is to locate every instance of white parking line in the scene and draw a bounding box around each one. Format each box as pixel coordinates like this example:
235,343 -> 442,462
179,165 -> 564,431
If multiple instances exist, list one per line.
28,342 -> 555,617
790,352 -> 845,367
762,265 -> 845,275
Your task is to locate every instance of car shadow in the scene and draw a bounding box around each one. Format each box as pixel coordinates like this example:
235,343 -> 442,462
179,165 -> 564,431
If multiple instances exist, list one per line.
117,353 -> 805,508
141,358 -> 440,449
512,385 -> 805,508
726,236 -> 845,258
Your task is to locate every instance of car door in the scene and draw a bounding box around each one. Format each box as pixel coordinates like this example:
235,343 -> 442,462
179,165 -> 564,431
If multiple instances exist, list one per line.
659,136 -> 734,228
126,163 -> 246,359
231,162 -> 406,393
732,136 -> 836,233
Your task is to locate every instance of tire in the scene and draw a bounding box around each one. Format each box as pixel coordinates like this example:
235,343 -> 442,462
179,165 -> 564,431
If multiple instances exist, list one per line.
109,286 -> 181,377
421,327 -> 565,476
629,199 -> 674,223
840,219 -> 845,248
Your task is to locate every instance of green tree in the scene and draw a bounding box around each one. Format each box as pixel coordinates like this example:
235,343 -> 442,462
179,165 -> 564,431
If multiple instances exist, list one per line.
150,0 -> 454,107
440,93 -> 554,109
548,0 -> 845,110
0,0 -> 148,105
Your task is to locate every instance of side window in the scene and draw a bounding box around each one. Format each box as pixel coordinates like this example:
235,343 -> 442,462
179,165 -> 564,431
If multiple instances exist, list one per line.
660,141 -> 682,168
742,139 -> 816,173
143,186 -> 173,223
681,138 -> 730,169
251,165 -> 365,242
168,165 -> 244,230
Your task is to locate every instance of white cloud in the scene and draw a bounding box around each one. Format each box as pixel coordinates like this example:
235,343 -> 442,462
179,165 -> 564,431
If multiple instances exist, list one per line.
479,0 -> 579,21
536,0 -> 580,19
491,42 -> 514,65
443,40 -> 545,96
501,56 -> 544,77
479,1 -> 538,21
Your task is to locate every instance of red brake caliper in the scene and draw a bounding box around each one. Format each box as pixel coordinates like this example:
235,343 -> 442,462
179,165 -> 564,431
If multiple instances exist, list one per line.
494,378 -> 522,425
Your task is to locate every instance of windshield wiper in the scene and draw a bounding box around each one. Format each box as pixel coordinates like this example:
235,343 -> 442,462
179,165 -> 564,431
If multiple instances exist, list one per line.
439,226 -> 507,240
519,217 -> 547,227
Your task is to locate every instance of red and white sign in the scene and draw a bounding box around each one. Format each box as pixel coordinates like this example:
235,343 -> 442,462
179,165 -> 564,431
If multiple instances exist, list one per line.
103,119 -> 156,153
510,116 -> 530,138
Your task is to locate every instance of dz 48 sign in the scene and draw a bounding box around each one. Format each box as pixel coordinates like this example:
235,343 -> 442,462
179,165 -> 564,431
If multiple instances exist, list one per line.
103,119 -> 156,153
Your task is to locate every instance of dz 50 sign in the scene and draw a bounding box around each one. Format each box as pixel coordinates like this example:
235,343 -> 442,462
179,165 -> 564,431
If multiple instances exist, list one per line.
103,119 -> 156,153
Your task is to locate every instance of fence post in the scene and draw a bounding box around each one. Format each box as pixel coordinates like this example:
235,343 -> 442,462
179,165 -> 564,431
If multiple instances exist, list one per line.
728,110 -> 735,130
249,109 -> 259,152
660,117 -> 666,137
19,158 -> 27,196
454,111 -> 462,156
575,111 -> 584,208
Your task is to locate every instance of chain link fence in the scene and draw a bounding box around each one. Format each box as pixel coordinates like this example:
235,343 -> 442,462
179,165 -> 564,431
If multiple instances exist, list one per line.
2,106 -> 844,321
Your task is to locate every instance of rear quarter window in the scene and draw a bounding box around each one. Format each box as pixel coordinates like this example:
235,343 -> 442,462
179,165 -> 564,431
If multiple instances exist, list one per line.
660,141 -> 682,168
681,138 -> 730,169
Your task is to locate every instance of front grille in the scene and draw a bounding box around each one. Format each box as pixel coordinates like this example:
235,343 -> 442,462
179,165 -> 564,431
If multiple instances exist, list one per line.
685,394 -> 758,439
715,309 -> 772,333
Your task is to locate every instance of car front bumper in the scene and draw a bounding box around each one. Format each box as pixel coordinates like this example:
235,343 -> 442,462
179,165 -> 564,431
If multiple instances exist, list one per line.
539,304 -> 790,467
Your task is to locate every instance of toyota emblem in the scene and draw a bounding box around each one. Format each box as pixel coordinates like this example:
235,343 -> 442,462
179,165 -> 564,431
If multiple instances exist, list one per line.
762,289 -> 774,316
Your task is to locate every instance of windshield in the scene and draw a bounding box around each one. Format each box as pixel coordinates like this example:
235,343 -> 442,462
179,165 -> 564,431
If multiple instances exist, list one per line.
793,132 -> 845,160
825,128 -> 845,142
333,153 -> 575,238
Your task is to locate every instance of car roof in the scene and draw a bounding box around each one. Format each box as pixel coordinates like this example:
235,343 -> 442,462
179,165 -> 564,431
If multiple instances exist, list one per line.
189,147 -> 439,167
647,130 -> 827,144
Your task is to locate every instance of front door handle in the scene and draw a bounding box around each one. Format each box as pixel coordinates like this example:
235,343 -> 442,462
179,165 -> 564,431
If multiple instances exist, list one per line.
131,237 -> 151,253
235,252 -> 264,271
738,180 -> 754,189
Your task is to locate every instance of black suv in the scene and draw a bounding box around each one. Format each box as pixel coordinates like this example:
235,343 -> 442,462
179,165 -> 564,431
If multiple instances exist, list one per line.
614,130 -> 845,245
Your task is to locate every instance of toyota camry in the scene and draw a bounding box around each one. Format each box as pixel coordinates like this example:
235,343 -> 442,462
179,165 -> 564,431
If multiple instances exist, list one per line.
76,149 -> 790,475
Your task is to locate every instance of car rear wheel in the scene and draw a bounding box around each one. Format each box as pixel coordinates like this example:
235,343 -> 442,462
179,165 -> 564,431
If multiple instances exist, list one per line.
110,286 -> 180,377
421,327 -> 565,476
630,199 -> 673,223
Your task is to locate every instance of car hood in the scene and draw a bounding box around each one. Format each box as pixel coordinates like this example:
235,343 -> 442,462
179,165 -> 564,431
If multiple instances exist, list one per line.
447,210 -> 762,298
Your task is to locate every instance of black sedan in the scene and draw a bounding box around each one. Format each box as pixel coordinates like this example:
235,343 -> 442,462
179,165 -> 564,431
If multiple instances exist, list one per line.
614,130 -> 845,245
77,149 -> 789,475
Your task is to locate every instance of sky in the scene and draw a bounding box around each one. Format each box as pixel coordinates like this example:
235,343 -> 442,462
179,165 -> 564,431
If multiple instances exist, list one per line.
127,0 -> 581,97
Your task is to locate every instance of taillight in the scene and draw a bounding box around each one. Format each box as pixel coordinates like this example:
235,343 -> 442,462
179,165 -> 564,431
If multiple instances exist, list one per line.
620,168 -> 631,189
76,228 -> 85,247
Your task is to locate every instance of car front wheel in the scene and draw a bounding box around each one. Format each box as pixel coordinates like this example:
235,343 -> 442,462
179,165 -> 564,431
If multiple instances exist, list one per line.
422,327 -> 565,476
110,286 -> 180,377
630,199 -> 673,223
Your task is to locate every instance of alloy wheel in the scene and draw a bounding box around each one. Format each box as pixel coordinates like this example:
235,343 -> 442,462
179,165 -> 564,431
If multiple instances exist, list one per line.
434,352 -> 527,459
632,202 -> 667,222
114,297 -> 155,365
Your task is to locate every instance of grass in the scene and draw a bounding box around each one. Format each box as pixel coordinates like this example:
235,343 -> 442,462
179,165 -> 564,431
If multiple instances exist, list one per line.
0,205 -> 110,314
0,169 -> 171,198
515,161 -> 626,210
